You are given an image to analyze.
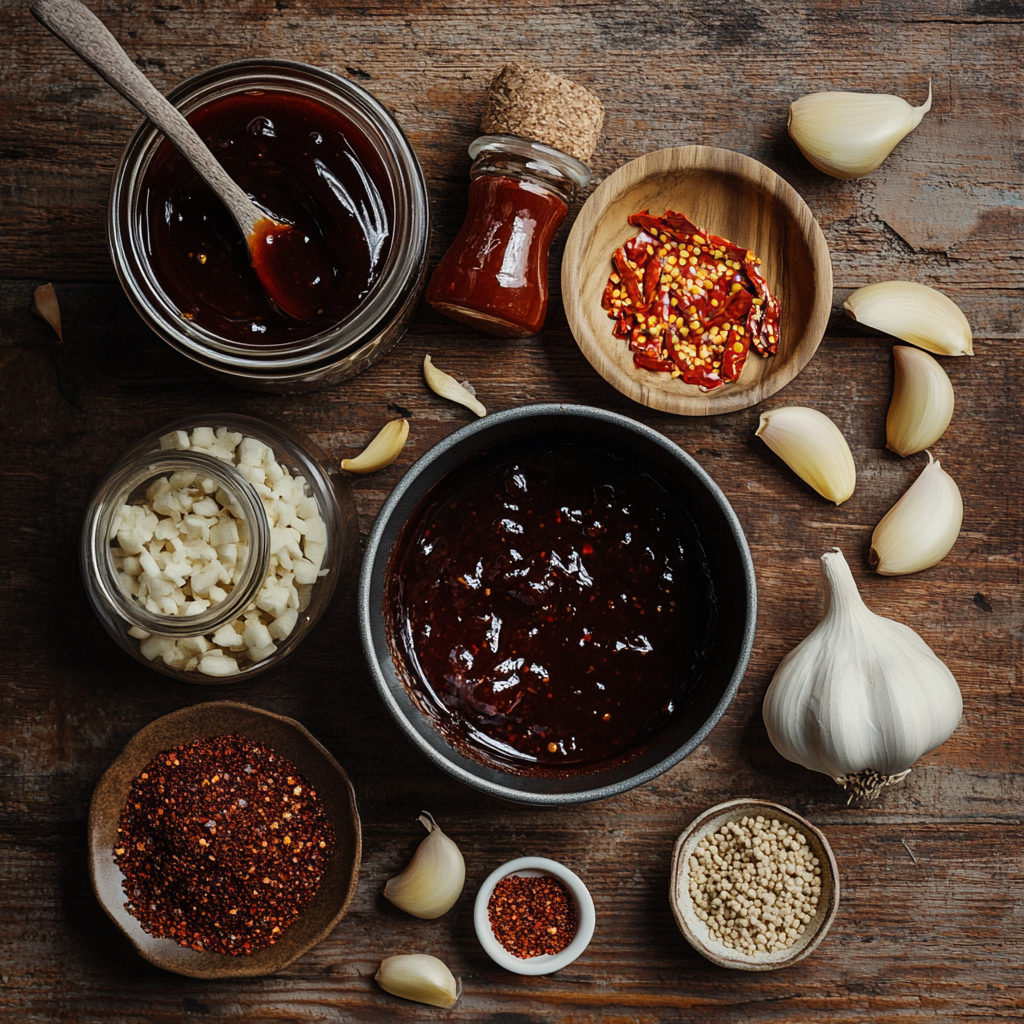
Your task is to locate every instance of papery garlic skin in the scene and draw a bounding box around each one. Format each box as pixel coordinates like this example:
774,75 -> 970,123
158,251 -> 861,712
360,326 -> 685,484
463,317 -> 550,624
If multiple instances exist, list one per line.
375,953 -> 461,1008
756,407 -> 856,505
763,549 -> 962,796
31,282 -> 64,342
384,812 -> 466,919
870,453 -> 962,575
788,83 -> 931,179
424,355 -> 487,417
886,346 -> 954,456
844,280 -> 973,357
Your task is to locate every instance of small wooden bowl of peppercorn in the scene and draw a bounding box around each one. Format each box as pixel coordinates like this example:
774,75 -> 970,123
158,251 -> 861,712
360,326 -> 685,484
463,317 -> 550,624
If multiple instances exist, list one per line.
562,146 -> 832,416
88,701 -> 361,979
670,799 -> 839,971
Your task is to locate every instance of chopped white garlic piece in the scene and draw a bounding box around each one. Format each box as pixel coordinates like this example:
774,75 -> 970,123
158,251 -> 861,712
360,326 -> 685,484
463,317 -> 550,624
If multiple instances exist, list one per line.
118,428 -> 332,676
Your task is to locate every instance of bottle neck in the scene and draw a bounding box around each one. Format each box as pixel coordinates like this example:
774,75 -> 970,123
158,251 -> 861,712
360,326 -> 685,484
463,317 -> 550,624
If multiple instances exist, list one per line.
468,134 -> 592,204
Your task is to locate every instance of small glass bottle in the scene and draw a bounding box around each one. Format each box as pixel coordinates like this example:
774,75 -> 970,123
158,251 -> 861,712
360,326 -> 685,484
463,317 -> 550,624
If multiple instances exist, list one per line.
81,414 -> 357,683
426,135 -> 592,337
426,64 -> 603,338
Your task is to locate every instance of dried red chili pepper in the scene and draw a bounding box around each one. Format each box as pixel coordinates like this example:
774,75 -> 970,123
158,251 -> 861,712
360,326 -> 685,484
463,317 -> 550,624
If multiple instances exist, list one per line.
601,209 -> 782,392
114,734 -> 335,956
487,873 -> 579,959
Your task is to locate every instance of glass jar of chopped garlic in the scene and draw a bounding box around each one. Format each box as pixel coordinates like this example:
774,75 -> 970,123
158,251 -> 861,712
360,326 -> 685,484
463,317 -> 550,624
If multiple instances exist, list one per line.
81,415 -> 356,682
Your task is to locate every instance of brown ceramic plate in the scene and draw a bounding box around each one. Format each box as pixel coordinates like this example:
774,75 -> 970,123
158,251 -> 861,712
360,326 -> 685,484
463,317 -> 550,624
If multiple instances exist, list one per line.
562,146 -> 832,416
88,701 -> 361,978
669,799 -> 839,971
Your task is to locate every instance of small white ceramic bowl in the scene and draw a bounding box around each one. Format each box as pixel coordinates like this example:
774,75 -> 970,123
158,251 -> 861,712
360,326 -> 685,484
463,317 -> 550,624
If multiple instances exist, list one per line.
669,799 -> 839,971
474,857 -> 596,975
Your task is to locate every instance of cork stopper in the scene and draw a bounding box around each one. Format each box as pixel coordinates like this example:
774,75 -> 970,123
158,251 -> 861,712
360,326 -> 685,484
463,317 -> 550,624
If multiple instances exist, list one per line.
481,63 -> 604,165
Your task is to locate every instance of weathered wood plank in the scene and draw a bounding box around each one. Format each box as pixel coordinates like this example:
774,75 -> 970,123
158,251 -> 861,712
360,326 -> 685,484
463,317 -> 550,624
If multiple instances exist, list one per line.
1,0 -> 1022,1019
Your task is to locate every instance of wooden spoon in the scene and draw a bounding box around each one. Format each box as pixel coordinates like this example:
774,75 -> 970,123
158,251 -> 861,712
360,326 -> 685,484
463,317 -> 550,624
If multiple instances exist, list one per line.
31,0 -> 333,323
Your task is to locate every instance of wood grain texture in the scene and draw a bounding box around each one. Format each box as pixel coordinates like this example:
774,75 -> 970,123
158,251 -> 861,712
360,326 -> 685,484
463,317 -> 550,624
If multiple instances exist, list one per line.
562,145 -> 832,415
1,0 -> 1022,1020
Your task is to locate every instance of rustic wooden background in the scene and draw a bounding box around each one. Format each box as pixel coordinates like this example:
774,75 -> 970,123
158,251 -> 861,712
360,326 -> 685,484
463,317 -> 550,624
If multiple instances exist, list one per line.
1,1 -> 1021,1020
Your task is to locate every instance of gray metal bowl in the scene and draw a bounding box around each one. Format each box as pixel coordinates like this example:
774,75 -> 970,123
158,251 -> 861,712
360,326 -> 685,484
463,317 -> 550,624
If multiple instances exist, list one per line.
358,404 -> 756,804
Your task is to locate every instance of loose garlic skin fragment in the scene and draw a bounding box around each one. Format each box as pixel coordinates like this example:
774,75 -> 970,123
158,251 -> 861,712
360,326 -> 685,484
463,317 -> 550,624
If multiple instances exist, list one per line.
762,548 -> 962,798
756,407 -> 856,505
788,83 -> 932,179
384,812 -> 466,919
31,282 -> 63,342
423,355 -> 487,417
870,453 -> 963,575
844,280 -> 973,357
886,346 -> 954,457
375,953 -> 461,1008
341,419 -> 409,473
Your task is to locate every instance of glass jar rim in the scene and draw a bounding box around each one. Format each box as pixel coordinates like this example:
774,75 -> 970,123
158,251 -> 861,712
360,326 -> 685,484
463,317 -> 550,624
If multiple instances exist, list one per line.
86,449 -> 272,637
108,58 -> 429,374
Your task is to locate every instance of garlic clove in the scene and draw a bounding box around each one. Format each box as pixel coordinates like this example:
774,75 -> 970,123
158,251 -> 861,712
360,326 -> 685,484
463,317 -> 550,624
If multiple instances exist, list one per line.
755,406 -> 856,505
762,548 -> 962,798
375,953 -> 461,1008
383,812 -> 465,919
788,82 -> 931,179
870,452 -> 962,575
886,345 -> 954,457
341,418 -> 409,473
424,355 -> 487,417
31,282 -> 64,342
844,280 -> 973,357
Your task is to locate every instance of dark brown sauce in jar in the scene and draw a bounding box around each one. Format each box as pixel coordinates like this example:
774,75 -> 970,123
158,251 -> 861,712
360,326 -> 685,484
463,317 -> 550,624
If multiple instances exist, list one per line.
140,91 -> 393,349
385,442 -> 716,774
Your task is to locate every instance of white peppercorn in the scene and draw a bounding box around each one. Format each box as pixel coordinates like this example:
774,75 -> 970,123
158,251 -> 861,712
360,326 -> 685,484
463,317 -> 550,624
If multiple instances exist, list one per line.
687,815 -> 822,956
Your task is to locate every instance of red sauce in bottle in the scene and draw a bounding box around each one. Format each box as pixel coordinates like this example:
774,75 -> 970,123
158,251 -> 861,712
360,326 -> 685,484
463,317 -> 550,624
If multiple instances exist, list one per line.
426,175 -> 568,337
140,92 -> 394,349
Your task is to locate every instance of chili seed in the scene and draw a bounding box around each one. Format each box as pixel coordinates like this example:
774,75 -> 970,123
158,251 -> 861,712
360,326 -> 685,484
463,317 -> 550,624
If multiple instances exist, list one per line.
114,734 -> 336,957
487,874 -> 578,959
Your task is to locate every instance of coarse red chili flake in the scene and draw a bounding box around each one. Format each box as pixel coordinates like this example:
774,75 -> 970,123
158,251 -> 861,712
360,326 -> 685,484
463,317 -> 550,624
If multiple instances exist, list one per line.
114,734 -> 335,956
602,209 -> 782,392
487,874 -> 579,959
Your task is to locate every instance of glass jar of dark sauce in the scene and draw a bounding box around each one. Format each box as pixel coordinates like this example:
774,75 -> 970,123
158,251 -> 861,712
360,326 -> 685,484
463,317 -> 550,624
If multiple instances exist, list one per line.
385,442 -> 717,775
142,90 -> 392,351
109,60 -> 429,390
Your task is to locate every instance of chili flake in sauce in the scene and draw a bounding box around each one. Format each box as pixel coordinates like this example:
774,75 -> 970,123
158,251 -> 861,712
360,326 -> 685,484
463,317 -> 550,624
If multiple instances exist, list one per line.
602,209 -> 781,391
114,734 -> 335,956
487,874 -> 579,958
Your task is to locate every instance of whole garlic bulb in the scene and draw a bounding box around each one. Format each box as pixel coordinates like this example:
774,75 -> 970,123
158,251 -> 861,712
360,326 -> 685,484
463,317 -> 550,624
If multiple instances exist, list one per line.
763,549 -> 962,799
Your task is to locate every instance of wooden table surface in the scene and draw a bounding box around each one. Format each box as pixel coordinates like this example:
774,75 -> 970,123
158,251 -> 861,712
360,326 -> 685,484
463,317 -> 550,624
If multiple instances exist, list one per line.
2,1 -> 1021,1020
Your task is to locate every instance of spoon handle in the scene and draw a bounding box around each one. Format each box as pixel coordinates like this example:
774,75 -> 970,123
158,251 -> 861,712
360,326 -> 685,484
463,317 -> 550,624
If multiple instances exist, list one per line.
31,0 -> 261,237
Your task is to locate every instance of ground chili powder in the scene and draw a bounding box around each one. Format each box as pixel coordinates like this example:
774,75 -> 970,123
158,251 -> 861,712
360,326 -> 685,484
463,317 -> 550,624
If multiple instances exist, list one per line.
487,874 -> 579,958
114,734 -> 335,956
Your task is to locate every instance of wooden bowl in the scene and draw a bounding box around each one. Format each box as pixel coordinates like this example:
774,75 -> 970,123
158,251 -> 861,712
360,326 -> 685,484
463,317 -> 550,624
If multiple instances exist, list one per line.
88,701 -> 361,978
562,147 -> 833,416
669,799 -> 839,971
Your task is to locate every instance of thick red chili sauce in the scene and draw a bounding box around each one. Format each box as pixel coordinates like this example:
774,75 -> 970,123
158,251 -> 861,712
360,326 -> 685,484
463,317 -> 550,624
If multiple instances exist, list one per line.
385,442 -> 717,774
139,91 -> 393,348
425,175 -> 568,337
